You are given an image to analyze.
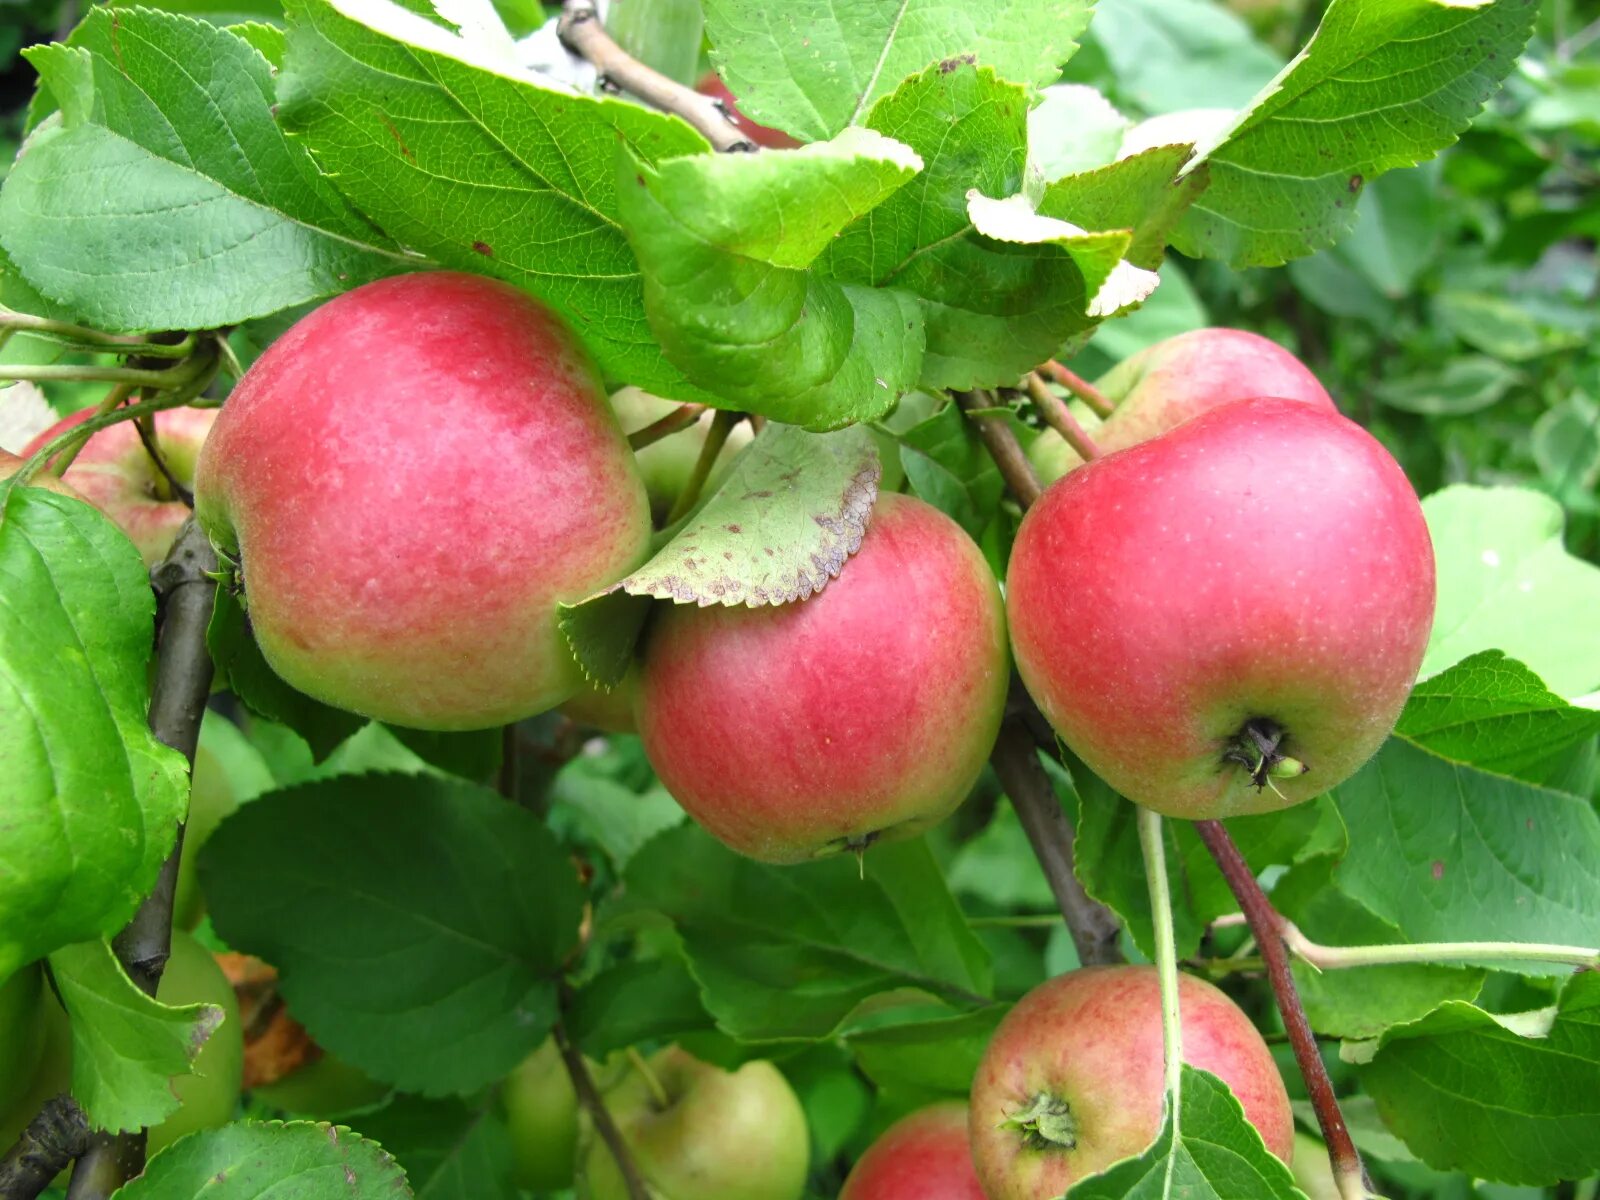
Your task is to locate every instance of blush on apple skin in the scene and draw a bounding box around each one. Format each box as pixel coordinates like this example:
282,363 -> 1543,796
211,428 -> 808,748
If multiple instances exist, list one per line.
841,1102 -> 988,1200
21,405 -> 217,566
195,271 -> 652,731
1008,396 -> 1435,820
1031,328 -> 1334,484
694,72 -> 802,149
970,965 -> 1295,1200
635,492 -> 1010,864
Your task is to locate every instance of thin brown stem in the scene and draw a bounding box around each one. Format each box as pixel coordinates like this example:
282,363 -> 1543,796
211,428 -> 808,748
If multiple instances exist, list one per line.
664,410 -> 735,525
628,403 -> 706,451
553,998 -> 650,1200
11,379 -> 218,490
953,389 -> 1043,509
558,2 -> 754,152
1194,820 -> 1368,1200
989,717 -> 1123,966
1037,360 -> 1114,418
1023,375 -> 1102,462
131,417 -> 193,509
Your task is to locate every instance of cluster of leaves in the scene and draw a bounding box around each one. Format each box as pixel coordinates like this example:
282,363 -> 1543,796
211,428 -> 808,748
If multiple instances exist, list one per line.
2,0 -> 1599,1198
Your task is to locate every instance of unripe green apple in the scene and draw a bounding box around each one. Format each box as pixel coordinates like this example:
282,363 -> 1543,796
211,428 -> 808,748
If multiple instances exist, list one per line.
581,1046 -> 809,1200
0,965 -> 47,1115
252,1051 -> 389,1117
147,931 -> 243,1155
0,978 -> 71,1174
1030,329 -> 1334,484
172,747 -> 235,932
502,1036 -> 580,1191
840,1102 -> 986,1200
194,272 -> 652,731
609,387 -> 753,525
970,966 -> 1293,1200
1292,1133 -> 1340,1200
21,406 -> 217,565
636,492 -> 1009,863
1007,397 -> 1434,819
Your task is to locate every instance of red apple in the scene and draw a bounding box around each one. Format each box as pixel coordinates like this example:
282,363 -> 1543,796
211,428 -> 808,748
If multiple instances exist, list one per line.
582,1046 -> 809,1200
1030,329 -> 1333,483
841,1102 -> 987,1200
0,449 -> 84,502
194,272 -> 652,730
970,965 -> 1294,1199
635,491 -> 1009,863
1007,397 -> 1434,819
18,406 -> 215,564
694,72 -> 802,149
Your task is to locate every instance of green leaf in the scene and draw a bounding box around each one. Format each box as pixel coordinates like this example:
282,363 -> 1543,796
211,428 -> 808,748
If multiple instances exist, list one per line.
1422,485 -> 1600,698
0,10 -> 404,332
567,956 -> 713,1058
277,0 -> 713,399
846,1003 -> 1007,1096
1357,972 -> 1600,1185
207,585 -> 364,762
1272,858 -> 1485,1040
1085,0 -> 1283,116
119,1120 -> 411,1199
0,487 -> 188,983
547,758 -> 686,872
384,726 -> 502,784
349,1096 -> 518,1200
1174,0 -> 1538,267
1028,84 -> 1131,182
200,773 -> 584,1095
47,940 -> 222,1134
702,0 -> 1094,144
620,825 -> 992,1041
1433,290 -> 1588,362
1374,356 -> 1522,416
1533,396 -> 1600,500
619,129 -> 925,426
894,399 -> 1005,541
1064,1066 -> 1303,1199
1331,739 -> 1600,969
1397,650 -> 1600,783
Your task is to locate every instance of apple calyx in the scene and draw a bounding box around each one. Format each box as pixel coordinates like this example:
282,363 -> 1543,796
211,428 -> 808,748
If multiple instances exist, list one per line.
1223,718 -> 1309,791
999,1093 -> 1078,1151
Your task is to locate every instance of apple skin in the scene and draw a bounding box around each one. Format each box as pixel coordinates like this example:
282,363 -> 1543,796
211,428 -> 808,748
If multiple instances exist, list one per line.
0,976 -> 71,1178
582,1046 -> 809,1200
1291,1133 -> 1340,1200
0,449 -> 85,502
635,492 -> 1009,863
1030,329 -> 1333,484
694,73 -> 801,149
609,387 -> 753,525
840,1102 -> 987,1200
970,966 -> 1294,1200
194,271 -> 652,731
0,965 -> 47,1116
252,1051 -> 389,1117
501,1036 -> 580,1191
147,931 -> 244,1156
21,406 -> 217,565
1007,397 -> 1435,819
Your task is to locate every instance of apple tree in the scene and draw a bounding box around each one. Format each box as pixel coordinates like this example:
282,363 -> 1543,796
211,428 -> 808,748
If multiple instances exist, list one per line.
1,0 -> 1597,1199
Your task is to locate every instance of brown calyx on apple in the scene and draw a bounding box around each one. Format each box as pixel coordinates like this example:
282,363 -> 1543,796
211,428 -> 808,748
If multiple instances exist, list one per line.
1223,717 -> 1310,792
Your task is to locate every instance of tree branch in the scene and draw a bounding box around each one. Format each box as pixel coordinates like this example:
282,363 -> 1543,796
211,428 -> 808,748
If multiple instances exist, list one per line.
552,996 -> 650,1200
1194,820 -> 1370,1200
1021,375 -> 1102,462
557,1 -> 754,152
953,389 -> 1043,509
1036,360 -> 1115,418
0,1098 -> 91,1198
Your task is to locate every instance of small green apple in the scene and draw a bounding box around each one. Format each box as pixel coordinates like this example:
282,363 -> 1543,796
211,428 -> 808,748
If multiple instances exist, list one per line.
0,965 -> 47,1116
609,388 -> 752,524
0,977 -> 72,1183
1291,1133 -> 1340,1200
502,1036 -> 580,1191
252,1052 -> 390,1117
147,931 -> 243,1155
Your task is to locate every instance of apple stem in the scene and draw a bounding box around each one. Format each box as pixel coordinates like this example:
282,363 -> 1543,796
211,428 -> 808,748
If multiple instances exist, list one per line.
1037,360 -> 1116,418
1023,374 -> 1102,462
953,389 -> 1045,508
626,1047 -> 673,1111
628,402 -> 707,451
1194,820 -> 1372,1198
1137,807 -> 1185,1113
1282,922 -> 1600,972
664,409 -> 738,525
553,996 -> 653,1200
0,310 -> 198,360
557,1 -> 756,153
46,382 -> 135,477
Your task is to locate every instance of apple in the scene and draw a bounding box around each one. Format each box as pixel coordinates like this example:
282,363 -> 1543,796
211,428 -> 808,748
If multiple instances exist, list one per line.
252,1051 -> 389,1117
609,387 -> 753,525
841,1102 -> 986,1200
1292,1132 -> 1340,1200
560,670 -> 639,735
0,976 -> 71,1172
194,271 -> 653,731
171,745 -> 236,931
0,449 -> 85,502
147,931 -> 243,1155
635,491 -> 1009,863
1006,397 -> 1434,819
694,72 -> 801,149
970,965 -> 1294,1199
0,964 -> 47,1116
1029,329 -> 1334,483
501,1036 -> 580,1191
21,406 -> 216,565
581,1046 -> 809,1200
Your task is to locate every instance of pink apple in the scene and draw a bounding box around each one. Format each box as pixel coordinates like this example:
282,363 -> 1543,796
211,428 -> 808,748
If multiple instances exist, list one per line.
194,271 -> 652,731
0,449 -> 83,502
970,965 -> 1294,1199
841,1102 -> 987,1200
694,72 -> 802,149
1007,397 -> 1434,819
1030,329 -> 1333,483
635,491 -> 1009,863
20,406 -> 216,565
